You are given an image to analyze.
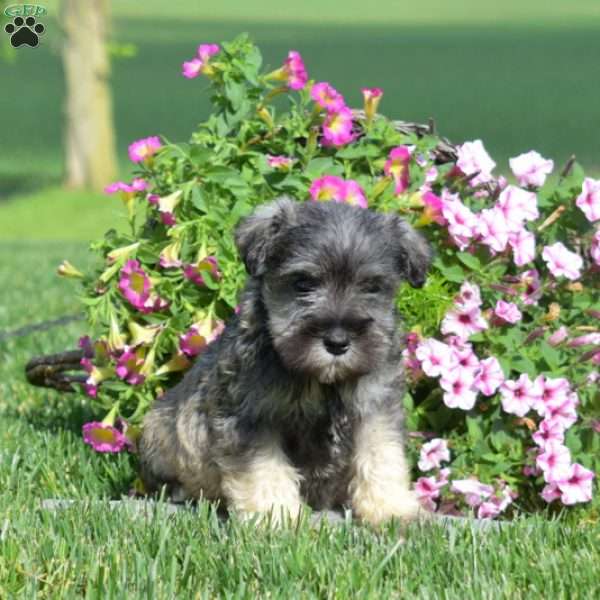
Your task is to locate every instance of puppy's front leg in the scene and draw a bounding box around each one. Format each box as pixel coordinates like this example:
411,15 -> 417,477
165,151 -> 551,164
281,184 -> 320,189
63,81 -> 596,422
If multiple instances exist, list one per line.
221,434 -> 303,525
349,412 -> 420,526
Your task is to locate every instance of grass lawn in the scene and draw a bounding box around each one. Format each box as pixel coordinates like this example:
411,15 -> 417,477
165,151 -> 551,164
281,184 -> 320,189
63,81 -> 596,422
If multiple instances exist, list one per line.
1,245 -> 599,597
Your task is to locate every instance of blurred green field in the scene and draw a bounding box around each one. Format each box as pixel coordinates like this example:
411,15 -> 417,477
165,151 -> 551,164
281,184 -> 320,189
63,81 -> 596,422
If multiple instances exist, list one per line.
1,0 -> 599,242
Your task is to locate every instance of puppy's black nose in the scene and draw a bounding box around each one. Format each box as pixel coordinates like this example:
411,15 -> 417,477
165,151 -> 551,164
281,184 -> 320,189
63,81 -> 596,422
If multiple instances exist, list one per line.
323,328 -> 350,356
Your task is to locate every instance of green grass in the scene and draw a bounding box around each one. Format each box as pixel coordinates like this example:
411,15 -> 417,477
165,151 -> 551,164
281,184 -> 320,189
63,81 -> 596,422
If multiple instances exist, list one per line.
1,243 -> 600,597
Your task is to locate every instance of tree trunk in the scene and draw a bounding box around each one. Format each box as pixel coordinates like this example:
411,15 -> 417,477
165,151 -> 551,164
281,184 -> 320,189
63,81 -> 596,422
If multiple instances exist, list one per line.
61,0 -> 117,191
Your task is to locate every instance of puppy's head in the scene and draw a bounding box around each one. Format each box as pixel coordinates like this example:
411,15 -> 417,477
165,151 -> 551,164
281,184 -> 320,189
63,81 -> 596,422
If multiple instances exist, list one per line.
235,197 -> 431,384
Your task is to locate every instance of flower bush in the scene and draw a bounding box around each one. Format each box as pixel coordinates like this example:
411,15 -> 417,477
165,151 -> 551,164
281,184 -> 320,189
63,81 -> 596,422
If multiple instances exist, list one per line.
60,34 -> 599,518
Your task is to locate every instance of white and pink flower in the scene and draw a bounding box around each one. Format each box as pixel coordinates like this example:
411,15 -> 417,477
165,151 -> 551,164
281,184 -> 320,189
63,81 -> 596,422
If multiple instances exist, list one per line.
556,463 -> 595,505
508,228 -> 536,266
475,356 -> 505,396
451,478 -> 494,507
509,151 -> 554,188
415,338 -> 458,377
440,367 -> 478,410
542,242 -> 583,280
418,438 -> 450,471
500,374 -> 541,417
536,440 -> 571,482
532,418 -> 565,448
456,140 -> 496,186
441,304 -> 488,341
576,177 -> 600,222
493,300 -> 522,325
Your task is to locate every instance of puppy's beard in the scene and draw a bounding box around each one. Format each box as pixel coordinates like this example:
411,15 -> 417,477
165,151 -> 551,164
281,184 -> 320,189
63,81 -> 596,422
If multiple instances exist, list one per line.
276,336 -> 369,383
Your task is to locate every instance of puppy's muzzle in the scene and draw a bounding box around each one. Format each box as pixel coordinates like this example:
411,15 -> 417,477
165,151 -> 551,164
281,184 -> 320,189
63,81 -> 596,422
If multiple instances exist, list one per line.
323,327 -> 350,356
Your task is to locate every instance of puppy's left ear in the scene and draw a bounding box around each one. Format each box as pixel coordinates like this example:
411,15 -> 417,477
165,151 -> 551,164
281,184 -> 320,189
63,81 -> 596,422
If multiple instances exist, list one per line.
387,215 -> 433,288
234,196 -> 299,277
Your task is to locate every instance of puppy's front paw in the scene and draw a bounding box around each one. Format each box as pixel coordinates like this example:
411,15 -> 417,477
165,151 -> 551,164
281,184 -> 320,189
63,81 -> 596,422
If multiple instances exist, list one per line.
352,486 -> 422,526
234,502 -> 304,528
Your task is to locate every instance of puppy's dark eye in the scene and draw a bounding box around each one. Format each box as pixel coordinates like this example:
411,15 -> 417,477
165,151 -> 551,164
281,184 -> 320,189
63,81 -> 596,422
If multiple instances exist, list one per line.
293,276 -> 318,294
362,279 -> 383,294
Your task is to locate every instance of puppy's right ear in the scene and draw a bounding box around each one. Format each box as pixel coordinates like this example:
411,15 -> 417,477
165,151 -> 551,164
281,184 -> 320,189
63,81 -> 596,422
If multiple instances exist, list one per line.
234,196 -> 299,276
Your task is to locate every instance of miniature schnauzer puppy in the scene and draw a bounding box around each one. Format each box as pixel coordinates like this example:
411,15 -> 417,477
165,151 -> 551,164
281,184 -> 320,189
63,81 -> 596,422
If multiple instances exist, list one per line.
139,197 -> 432,525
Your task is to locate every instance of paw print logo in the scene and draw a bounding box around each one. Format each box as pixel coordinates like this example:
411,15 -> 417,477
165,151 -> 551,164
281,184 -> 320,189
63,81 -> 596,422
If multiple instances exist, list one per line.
4,16 -> 45,48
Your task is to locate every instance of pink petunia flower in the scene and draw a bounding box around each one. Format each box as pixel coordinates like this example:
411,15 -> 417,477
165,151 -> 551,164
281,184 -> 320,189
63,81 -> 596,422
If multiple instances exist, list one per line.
267,155 -> 295,169
384,146 -> 412,195
147,190 -> 182,229
477,486 -> 516,520
556,463 -> 595,505
541,482 -> 561,503
509,151 -> 554,188
477,208 -> 509,253
322,106 -> 354,147
80,357 -> 112,398
500,374 -> 541,417
451,478 -> 494,507
575,177 -> 600,222
532,418 -> 565,448
82,422 -> 127,453
441,304 -> 488,341
475,356 -> 505,396
508,228 -> 536,266
179,318 -> 225,357
440,367 -> 478,410
451,342 -> 480,376
309,176 -> 366,207
536,440 -> 571,483
567,333 -> 600,348
455,281 -> 482,309
128,136 -> 162,163
545,392 -> 579,430
494,300 -> 522,325
309,175 -> 346,202
115,346 -> 146,386
519,269 -> 542,305
548,326 -> 568,347
542,242 -> 583,280
590,229 -> 600,266
496,186 -> 539,231
532,375 -> 571,417
415,471 -> 449,511
456,140 -> 496,186
311,82 -> 346,112
183,256 -> 221,287
282,50 -> 308,90
418,438 -> 451,471
119,259 -> 151,310
343,180 -> 368,208
104,178 -> 149,195
440,192 -> 477,250
415,338 -> 458,378
182,43 -> 220,79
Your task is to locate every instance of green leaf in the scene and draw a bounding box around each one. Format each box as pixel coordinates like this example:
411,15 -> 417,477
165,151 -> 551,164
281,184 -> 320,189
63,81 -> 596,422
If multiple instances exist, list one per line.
539,341 -> 561,370
190,186 -> 207,213
466,416 -> 484,443
305,158 -> 342,179
456,252 -> 481,271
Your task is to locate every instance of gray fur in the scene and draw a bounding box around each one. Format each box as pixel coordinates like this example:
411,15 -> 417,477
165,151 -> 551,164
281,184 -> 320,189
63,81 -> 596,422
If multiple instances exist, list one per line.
139,197 -> 431,513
